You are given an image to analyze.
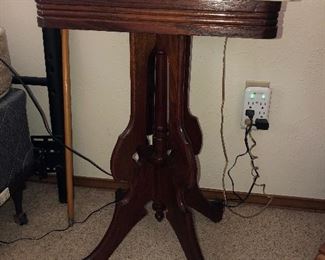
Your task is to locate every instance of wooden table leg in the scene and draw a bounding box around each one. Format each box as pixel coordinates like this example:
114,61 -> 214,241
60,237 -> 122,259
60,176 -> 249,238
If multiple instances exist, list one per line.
87,33 -> 224,260
87,165 -> 152,259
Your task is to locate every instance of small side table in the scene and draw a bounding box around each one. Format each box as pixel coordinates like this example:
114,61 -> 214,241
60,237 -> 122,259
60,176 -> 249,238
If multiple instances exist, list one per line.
35,0 -> 283,259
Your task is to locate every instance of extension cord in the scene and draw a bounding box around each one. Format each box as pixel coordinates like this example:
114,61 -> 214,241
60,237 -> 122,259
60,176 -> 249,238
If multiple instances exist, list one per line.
0,187 -> 10,206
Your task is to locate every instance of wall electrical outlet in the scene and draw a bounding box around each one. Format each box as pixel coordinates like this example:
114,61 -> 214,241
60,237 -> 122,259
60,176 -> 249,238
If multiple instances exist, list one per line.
241,81 -> 271,128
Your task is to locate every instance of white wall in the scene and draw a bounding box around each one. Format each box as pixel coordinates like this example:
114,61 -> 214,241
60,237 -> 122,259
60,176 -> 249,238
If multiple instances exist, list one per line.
1,0 -> 324,199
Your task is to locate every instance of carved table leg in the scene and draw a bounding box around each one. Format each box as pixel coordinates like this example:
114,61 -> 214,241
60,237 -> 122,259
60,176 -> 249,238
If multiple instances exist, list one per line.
87,200 -> 147,260
87,33 -> 224,260
180,36 -> 224,223
185,184 -> 224,223
167,207 -> 204,260
87,166 -> 152,259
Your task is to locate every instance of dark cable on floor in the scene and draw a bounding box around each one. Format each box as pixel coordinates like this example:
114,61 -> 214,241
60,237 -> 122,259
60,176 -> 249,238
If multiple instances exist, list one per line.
0,200 -> 117,245
0,57 -> 112,177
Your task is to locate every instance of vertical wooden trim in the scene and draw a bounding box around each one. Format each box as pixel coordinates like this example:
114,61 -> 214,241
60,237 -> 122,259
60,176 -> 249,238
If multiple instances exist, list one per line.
61,29 -> 74,224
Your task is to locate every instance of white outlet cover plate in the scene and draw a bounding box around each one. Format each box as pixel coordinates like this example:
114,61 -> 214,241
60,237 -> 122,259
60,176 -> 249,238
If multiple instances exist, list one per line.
241,85 -> 272,128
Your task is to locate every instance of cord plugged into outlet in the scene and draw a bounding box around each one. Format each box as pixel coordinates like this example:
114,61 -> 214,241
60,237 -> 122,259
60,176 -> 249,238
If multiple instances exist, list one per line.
242,81 -> 271,129
244,108 -> 269,130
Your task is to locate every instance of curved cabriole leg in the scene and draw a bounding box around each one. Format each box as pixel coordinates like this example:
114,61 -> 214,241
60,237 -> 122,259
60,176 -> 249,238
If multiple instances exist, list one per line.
86,201 -> 147,260
157,34 -> 204,259
87,201 -> 147,260
166,206 -> 204,260
157,163 -> 204,260
176,36 -> 223,222
185,184 -> 224,223
86,166 -> 152,259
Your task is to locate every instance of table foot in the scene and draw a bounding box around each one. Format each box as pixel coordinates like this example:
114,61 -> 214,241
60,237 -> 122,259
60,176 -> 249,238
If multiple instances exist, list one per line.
86,202 -> 147,260
167,205 -> 204,260
86,173 -> 151,260
185,185 -> 224,223
115,188 -> 127,201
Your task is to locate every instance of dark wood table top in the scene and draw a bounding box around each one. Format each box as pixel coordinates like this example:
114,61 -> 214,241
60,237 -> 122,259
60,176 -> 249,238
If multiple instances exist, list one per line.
36,0 -> 282,39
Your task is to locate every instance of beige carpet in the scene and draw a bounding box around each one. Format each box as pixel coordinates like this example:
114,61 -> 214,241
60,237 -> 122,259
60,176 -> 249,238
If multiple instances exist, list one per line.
0,182 -> 324,260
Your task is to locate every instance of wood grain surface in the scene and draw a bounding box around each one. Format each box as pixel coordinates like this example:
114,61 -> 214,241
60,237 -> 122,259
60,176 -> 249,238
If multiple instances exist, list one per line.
36,0 -> 282,38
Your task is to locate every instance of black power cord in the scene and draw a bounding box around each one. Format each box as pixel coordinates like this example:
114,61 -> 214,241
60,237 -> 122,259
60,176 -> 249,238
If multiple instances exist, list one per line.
0,200 -> 118,245
226,124 -> 254,207
0,57 -> 112,177
0,57 -> 117,245
226,108 -> 271,208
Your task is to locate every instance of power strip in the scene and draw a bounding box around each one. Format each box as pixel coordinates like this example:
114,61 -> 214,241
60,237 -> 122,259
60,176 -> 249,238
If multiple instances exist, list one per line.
241,81 -> 271,128
0,187 -> 10,206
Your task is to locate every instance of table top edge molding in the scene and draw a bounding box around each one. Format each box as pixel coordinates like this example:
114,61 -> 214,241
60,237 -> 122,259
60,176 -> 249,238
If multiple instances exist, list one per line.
36,0 -> 282,38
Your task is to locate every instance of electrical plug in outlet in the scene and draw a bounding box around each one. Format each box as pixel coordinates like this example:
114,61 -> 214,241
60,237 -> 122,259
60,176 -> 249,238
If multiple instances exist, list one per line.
241,81 -> 271,128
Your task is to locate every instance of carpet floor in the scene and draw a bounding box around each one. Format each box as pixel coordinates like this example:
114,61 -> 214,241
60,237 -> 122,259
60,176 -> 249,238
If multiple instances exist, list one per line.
0,182 -> 324,260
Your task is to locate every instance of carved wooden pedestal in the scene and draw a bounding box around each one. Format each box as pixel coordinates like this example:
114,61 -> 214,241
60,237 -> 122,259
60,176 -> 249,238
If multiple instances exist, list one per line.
87,33 -> 223,259
35,0 -> 283,258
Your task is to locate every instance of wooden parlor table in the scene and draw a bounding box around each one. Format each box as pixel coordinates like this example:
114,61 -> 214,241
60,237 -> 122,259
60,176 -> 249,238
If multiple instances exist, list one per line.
35,0 -> 283,259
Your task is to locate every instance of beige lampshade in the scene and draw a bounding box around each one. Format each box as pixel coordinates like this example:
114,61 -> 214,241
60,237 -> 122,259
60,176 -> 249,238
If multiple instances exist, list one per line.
0,27 -> 12,96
